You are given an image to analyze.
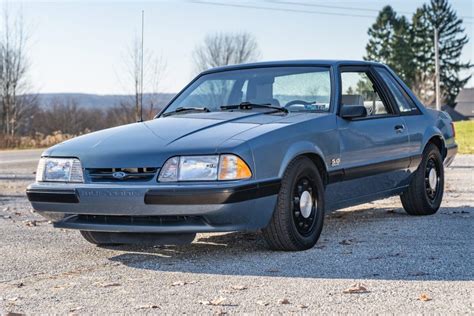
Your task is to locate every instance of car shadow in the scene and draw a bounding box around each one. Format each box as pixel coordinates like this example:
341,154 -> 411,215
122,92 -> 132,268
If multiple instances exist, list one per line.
108,204 -> 473,281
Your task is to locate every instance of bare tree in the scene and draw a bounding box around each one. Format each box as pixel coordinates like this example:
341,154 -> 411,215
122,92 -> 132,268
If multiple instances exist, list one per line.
0,4 -> 35,136
118,34 -> 167,122
192,31 -> 260,73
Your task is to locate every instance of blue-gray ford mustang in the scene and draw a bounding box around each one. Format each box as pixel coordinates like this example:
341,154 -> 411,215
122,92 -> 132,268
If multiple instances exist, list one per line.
27,60 -> 457,251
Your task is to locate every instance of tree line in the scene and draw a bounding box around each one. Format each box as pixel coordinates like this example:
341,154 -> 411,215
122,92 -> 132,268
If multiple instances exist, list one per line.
0,0 -> 471,148
365,0 -> 471,106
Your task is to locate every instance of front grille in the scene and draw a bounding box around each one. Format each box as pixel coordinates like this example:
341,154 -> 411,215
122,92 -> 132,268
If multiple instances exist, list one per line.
76,215 -> 198,226
87,167 -> 159,182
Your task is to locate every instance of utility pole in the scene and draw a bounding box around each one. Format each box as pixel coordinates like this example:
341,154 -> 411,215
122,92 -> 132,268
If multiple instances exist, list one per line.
139,10 -> 145,122
434,27 -> 441,111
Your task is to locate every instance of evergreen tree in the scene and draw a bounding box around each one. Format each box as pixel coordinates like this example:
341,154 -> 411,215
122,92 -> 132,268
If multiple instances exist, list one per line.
412,0 -> 471,106
365,6 -> 415,87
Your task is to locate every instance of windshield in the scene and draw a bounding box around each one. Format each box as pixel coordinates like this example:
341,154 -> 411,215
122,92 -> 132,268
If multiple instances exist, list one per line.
162,66 -> 332,115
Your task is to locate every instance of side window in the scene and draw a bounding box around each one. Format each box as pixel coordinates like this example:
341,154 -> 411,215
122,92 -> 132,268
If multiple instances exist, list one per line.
376,67 -> 419,114
273,71 -> 331,111
341,71 -> 389,117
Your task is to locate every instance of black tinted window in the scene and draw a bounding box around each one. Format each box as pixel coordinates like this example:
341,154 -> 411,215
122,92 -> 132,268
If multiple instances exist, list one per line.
376,67 -> 418,113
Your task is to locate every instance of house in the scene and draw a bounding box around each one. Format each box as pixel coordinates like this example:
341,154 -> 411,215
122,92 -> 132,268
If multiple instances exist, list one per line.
442,88 -> 474,121
454,88 -> 474,120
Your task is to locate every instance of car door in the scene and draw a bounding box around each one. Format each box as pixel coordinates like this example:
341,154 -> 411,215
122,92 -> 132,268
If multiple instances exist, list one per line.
374,66 -> 424,166
327,65 -> 411,207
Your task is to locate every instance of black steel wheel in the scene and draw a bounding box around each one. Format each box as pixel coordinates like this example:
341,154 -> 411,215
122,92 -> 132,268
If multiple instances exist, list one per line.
262,156 -> 325,251
401,143 -> 444,215
424,156 -> 441,204
292,176 -> 318,236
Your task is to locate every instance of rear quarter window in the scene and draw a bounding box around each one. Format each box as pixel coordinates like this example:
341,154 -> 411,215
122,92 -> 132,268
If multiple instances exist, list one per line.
376,67 -> 420,114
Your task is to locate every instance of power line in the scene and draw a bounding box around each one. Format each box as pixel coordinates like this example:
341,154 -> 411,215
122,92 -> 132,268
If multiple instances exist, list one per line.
188,0 -> 378,19
267,0 -> 473,20
188,0 -> 473,24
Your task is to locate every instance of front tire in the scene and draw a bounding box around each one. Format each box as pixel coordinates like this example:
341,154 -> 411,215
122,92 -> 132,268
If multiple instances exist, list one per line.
79,231 -> 196,246
262,157 -> 325,251
80,231 -> 121,246
400,143 -> 444,215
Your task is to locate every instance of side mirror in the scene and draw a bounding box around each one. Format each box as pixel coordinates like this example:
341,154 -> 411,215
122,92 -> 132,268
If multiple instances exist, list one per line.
340,105 -> 367,119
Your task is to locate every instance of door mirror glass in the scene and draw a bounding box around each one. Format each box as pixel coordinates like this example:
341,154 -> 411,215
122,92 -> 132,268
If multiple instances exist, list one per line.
340,104 -> 367,119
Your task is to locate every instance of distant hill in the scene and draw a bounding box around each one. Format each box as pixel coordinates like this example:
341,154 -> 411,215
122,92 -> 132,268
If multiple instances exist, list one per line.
35,93 -> 176,109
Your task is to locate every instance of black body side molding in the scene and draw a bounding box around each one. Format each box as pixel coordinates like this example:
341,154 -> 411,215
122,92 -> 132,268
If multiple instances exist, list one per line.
145,179 -> 281,205
26,189 -> 79,204
327,155 -> 421,184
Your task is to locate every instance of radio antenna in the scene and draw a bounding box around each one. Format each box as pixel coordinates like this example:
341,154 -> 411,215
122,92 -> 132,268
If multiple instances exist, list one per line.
139,10 -> 144,122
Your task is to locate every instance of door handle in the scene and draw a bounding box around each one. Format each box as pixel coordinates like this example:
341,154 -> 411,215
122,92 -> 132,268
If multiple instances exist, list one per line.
394,124 -> 405,133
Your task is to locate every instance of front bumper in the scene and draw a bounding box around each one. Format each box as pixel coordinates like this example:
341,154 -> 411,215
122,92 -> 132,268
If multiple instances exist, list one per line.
26,180 -> 280,233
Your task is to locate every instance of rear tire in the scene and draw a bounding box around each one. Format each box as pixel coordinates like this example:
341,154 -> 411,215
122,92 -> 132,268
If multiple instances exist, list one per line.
400,143 -> 444,215
262,157 -> 325,251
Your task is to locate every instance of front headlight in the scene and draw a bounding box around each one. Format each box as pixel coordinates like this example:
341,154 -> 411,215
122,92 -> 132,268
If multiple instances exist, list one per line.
158,154 -> 252,182
36,158 -> 84,183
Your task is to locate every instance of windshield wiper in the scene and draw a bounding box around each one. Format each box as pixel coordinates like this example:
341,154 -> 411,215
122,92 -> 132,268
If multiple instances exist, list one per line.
162,106 -> 210,117
221,102 -> 288,113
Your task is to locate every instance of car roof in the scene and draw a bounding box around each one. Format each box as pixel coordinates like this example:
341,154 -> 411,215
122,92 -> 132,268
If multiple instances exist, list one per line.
201,59 -> 386,74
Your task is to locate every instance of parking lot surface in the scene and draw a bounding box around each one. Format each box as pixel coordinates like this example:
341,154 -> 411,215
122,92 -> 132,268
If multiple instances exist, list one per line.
0,151 -> 472,314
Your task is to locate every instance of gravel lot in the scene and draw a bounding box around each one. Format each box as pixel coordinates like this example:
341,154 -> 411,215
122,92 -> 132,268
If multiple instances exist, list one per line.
0,150 -> 473,314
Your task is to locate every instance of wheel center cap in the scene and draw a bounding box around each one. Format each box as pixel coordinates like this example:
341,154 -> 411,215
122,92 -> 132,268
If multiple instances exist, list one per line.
299,191 -> 313,218
428,168 -> 437,190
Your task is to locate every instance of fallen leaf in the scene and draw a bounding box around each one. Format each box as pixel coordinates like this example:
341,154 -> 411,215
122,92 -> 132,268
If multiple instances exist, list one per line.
278,298 -> 290,304
418,293 -> 431,302
172,280 -> 197,287
24,220 -> 36,227
211,297 -> 226,306
343,283 -> 369,294
136,304 -> 160,310
339,239 -> 354,245
200,297 -> 226,306
298,304 -> 309,309
101,282 -> 121,288
230,285 -> 247,291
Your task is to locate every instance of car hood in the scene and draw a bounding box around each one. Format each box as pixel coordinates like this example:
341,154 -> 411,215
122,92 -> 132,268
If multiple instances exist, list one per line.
44,111 -> 301,168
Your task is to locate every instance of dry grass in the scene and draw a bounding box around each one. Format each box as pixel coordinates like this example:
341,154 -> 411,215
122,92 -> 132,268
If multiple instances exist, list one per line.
0,131 -> 75,149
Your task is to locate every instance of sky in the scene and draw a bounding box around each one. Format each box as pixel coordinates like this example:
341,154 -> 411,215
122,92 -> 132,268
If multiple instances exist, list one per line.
14,0 -> 474,95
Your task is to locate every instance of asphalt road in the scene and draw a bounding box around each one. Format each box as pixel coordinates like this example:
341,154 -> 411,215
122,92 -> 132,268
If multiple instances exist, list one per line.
0,152 -> 472,314
0,149 -> 44,180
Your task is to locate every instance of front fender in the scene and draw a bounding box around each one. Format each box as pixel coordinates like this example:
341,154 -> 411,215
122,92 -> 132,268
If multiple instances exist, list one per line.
277,141 -> 327,178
